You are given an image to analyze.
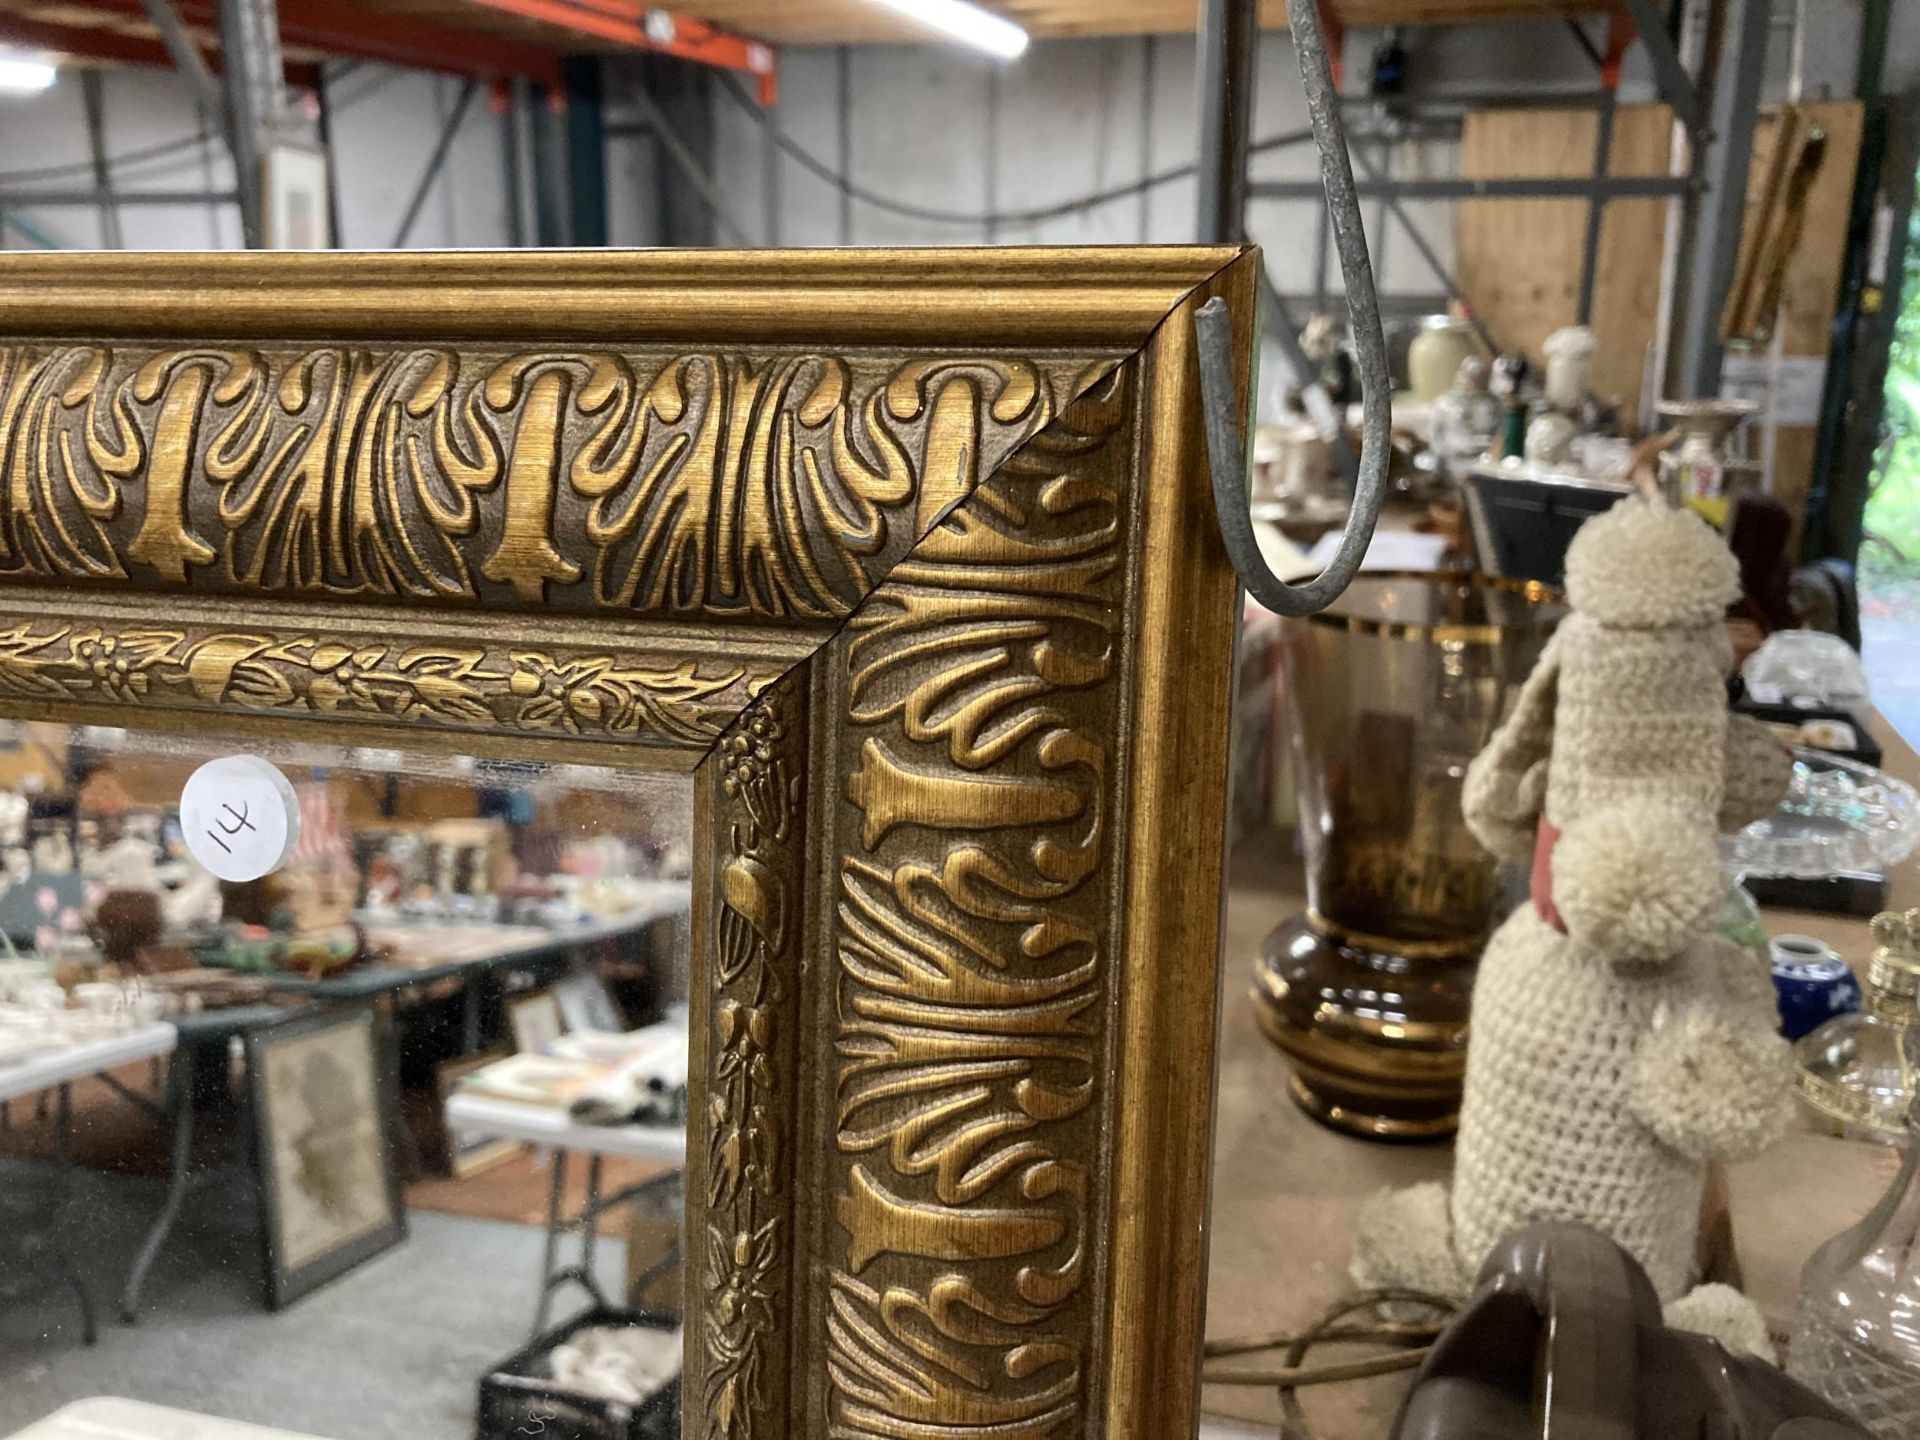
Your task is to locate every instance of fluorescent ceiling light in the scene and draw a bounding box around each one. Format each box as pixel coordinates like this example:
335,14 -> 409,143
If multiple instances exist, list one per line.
0,53 -> 56,95
871,0 -> 1029,59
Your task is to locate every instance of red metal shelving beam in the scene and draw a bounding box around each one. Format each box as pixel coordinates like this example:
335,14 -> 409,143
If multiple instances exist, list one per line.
1602,1 -> 1635,89
0,12 -> 324,85
271,0 -> 562,84
459,0 -> 776,102
22,0 -> 773,99
61,0 -> 563,85
1315,0 -> 1345,90
0,15 -> 188,69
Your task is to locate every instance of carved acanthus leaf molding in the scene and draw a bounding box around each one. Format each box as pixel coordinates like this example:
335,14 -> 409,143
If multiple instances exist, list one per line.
821,370 -> 1132,1440
0,345 -> 1109,622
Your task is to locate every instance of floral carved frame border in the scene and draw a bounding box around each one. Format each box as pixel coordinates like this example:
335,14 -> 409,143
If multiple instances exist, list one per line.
0,246 -> 1257,1440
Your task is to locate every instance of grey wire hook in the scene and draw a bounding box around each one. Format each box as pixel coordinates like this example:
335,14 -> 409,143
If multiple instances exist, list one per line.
1197,0 -> 1392,618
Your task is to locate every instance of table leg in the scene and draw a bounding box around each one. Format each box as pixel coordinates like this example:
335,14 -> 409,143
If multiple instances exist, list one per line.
581,1153 -> 603,1293
119,1061 -> 196,1323
188,1039 -> 228,1108
461,976 -> 482,1055
532,1148 -> 569,1338
377,1000 -> 424,1182
621,1170 -> 685,1319
51,1082 -> 98,1345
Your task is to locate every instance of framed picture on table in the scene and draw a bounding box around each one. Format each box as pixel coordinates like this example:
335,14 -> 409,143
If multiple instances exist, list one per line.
552,969 -> 624,1034
247,1004 -> 405,1308
506,987 -> 564,1054
433,1048 -> 522,1179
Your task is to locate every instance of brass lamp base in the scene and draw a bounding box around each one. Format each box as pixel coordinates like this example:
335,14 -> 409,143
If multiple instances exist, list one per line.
1249,910 -> 1480,1142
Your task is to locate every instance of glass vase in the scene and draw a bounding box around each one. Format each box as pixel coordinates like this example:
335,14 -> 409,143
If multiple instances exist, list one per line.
1788,1031 -> 1920,1436
1249,570 -> 1560,1139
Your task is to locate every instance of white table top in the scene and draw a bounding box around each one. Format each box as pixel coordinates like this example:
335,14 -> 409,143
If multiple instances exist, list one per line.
0,1022 -> 177,1105
445,1090 -> 686,1162
5,1399 -> 321,1440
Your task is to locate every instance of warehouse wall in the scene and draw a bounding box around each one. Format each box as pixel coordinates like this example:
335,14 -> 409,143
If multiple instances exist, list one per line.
701,27 -> 1506,295
0,0 -> 1871,264
0,62 -> 516,251
698,10 -> 1840,300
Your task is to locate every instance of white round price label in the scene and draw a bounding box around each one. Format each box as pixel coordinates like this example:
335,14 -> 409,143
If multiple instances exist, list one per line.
180,756 -> 302,882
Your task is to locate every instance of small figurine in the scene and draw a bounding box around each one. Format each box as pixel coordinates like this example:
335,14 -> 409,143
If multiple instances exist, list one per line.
1352,493 -> 1796,1351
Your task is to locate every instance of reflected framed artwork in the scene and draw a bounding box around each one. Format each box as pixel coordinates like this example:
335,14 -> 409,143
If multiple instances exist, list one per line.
0,246 -> 1256,1439
506,986 -> 565,1053
247,1003 -> 405,1308
433,1048 -> 522,1179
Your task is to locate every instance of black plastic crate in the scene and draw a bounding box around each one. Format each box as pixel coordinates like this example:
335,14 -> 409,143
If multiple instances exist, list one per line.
477,1306 -> 680,1440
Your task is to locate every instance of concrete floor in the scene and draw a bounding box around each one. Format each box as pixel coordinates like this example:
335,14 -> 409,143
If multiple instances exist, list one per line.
0,1160 -> 630,1440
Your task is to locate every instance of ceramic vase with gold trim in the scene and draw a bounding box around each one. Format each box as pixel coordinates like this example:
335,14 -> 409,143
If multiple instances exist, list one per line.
1251,571 -> 1560,1140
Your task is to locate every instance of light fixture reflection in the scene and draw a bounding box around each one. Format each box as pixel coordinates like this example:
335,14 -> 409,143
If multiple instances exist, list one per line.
0,52 -> 57,95
870,0 -> 1029,59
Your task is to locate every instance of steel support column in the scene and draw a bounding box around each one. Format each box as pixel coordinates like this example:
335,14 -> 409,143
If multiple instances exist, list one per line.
984,68 -> 1000,243
761,75 -> 781,246
140,0 -> 226,128
563,57 -> 607,247
1576,12 -> 1634,325
391,77 -> 478,248
1138,35 -> 1156,241
1622,0 -> 1705,135
835,46 -> 853,245
616,91 -> 752,245
216,0 -> 285,248
529,84 -> 568,247
1575,92 -> 1618,324
498,79 -> 528,248
1195,0 -> 1257,242
1807,0 -> 1896,561
1675,0 -> 1770,396
312,62 -> 344,247
80,71 -> 123,250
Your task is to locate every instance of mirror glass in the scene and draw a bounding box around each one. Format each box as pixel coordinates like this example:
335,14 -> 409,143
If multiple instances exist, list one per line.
0,721 -> 694,1440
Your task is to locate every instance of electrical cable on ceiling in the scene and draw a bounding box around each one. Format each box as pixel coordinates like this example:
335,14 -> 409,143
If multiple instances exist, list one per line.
0,58 -> 394,190
0,131 -> 210,186
713,68 -> 1320,231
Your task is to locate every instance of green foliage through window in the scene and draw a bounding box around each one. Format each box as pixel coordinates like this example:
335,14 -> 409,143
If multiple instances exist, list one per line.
1864,179 -> 1920,584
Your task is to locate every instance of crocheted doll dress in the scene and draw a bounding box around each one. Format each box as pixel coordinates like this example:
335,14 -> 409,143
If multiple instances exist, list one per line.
1353,496 -> 1795,1335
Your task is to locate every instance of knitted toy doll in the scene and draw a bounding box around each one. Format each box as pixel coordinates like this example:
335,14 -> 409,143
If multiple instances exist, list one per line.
1351,494 -> 1796,1350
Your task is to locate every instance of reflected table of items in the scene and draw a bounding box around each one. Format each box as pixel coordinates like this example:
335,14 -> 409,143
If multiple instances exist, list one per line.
0,1023 -> 178,1344
219,887 -> 691,1052
444,1090 -> 685,1337
125,898 -> 689,1324
117,1005 -> 293,1323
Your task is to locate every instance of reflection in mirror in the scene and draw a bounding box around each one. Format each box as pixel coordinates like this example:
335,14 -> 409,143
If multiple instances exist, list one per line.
0,722 -> 693,1440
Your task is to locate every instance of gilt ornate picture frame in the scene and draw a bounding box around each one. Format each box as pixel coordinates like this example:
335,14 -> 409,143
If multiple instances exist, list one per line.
0,245 -> 1256,1440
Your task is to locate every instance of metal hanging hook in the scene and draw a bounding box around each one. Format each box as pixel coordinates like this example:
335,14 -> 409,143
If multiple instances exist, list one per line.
1197,0 -> 1392,618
